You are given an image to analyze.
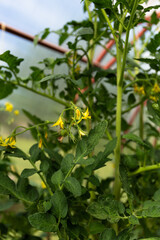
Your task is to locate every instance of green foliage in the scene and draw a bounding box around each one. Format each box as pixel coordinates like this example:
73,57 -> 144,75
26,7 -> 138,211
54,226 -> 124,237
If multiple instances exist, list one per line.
28,212 -> 57,232
0,80 -> 16,99
0,1 -> 160,239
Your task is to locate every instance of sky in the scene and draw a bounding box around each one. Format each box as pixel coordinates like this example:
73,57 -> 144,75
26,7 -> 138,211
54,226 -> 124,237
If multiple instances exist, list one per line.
0,0 -> 86,35
0,0 -> 87,68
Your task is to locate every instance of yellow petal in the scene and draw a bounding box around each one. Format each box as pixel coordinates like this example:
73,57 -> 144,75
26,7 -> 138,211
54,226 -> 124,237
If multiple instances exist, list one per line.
52,116 -> 64,129
14,110 -> 19,115
82,108 -> 91,119
5,102 -> 13,112
38,138 -> 43,148
75,108 -> 81,120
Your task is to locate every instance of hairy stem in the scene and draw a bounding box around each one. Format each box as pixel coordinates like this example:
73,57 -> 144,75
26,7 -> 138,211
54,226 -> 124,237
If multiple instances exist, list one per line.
114,0 -> 139,200
129,163 -> 160,176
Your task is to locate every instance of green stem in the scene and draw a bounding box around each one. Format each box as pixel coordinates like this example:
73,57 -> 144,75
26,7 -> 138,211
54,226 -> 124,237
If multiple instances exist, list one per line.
12,121 -> 54,137
101,9 -> 118,43
122,98 -> 146,115
139,101 -> 144,140
114,85 -> 122,200
118,1 -> 139,86
85,0 -> 92,22
29,160 -> 53,196
114,12 -> 127,200
114,1 -> 139,200
129,163 -> 160,176
12,81 -> 69,107
106,129 -> 113,140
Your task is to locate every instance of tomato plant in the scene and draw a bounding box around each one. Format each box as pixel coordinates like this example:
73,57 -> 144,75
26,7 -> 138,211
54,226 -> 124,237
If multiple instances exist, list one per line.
0,1 -> 160,239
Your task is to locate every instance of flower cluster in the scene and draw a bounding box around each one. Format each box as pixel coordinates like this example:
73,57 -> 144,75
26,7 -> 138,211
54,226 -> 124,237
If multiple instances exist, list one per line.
134,82 -> 160,102
5,102 -> 19,115
134,84 -> 145,95
149,83 -> 160,102
52,103 -> 91,141
0,136 -> 16,148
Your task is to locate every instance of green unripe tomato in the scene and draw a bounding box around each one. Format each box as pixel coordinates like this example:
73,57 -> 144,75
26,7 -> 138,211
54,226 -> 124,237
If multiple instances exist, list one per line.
152,103 -> 160,111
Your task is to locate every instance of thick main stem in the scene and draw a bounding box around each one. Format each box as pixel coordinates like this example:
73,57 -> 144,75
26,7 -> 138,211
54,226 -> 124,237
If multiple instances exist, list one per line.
114,85 -> 122,200
114,1 -> 139,200
139,102 -> 144,140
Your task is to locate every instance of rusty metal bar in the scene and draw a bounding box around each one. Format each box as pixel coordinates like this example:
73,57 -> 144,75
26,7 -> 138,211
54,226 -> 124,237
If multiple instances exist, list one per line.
0,22 -> 103,67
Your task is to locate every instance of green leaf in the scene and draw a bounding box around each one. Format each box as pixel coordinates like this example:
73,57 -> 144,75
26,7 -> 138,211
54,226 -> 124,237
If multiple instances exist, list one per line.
21,168 -> 37,178
114,0 -> 130,11
122,133 -> 150,148
43,200 -> 52,212
142,205 -> 160,218
120,165 -> 134,199
5,147 -> 29,160
0,186 -> 10,195
87,202 -> 108,220
75,120 -> 108,161
90,0 -> 112,9
0,80 -> 16,99
77,157 -> 95,166
0,51 -> 23,73
94,138 -> 117,170
61,154 -> 74,175
136,58 -> 160,71
17,178 -> 39,202
0,173 -> 17,197
41,28 -> 51,40
64,177 -> 81,197
29,144 -> 41,163
139,238 -> 160,240
153,188 -> 160,201
99,228 -> 116,240
51,170 -> 64,186
77,27 -> 93,36
143,200 -> 160,210
40,158 -> 50,173
89,222 -> 106,235
51,190 -> 68,218
128,215 -> 139,225
117,229 -> 131,240
87,199 -> 121,223
87,120 -> 108,154
147,33 -> 160,53
23,109 -> 44,124
122,155 -> 138,171
88,175 -> 100,186
28,212 -> 57,232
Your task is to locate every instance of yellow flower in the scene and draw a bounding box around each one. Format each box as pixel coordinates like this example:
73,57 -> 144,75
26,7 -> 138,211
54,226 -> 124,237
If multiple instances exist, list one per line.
152,83 -> 160,93
134,84 -> 145,95
45,132 -> 48,139
139,86 -> 145,95
133,84 -> 139,93
5,102 -> 13,112
52,116 -> 64,129
75,108 -> 81,120
38,138 -> 43,149
150,96 -> 158,102
41,181 -> 46,189
14,110 -> 19,115
0,137 -> 3,144
79,129 -> 87,138
82,108 -> 91,120
0,137 -> 16,148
